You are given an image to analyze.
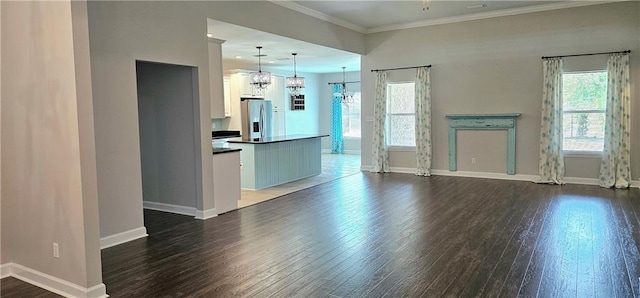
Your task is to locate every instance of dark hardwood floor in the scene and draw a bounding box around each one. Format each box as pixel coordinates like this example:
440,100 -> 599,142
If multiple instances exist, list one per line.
0,277 -> 61,298
3,173 -> 640,297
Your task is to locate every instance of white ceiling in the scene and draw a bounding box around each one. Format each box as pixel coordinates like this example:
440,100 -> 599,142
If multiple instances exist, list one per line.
285,0 -> 561,32
208,0 -> 603,74
207,19 -> 361,74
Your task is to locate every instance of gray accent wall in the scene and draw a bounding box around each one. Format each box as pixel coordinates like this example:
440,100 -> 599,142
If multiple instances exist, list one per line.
1,0 -> 104,290
361,2 -> 640,179
136,62 -> 199,209
87,1 -> 365,239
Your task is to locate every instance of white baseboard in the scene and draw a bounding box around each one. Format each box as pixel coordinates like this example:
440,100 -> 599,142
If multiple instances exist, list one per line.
194,208 -> 217,220
1,263 -> 12,278
100,227 -> 148,250
143,201 -> 196,216
321,149 -> 361,155
361,165 -> 640,187
431,169 -> 539,182
0,263 -> 108,298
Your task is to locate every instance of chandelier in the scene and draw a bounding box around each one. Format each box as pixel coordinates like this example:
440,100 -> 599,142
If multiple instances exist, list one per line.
333,67 -> 355,103
286,53 -> 305,95
249,46 -> 271,90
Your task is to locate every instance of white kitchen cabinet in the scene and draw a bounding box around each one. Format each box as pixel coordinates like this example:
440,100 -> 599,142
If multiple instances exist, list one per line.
272,109 -> 286,137
265,75 -> 285,110
212,151 -> 241,214
223,77 -> 231,117
237,73 -> 264,98
208,38 -> 226,119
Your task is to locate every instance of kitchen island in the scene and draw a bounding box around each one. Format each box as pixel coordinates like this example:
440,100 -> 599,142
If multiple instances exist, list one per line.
228,134 -> 329,190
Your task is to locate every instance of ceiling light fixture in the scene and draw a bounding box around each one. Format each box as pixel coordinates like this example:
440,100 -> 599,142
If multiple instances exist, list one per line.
466,4 -> 487,9
249,46 -> 271,91
333,67 -> 354,104
422,0 -> 430,11
286,53 -> 305,96
235,56 -> 242,59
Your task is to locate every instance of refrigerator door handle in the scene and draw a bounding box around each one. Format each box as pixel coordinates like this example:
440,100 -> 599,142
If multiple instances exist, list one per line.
259,104 -> 265,139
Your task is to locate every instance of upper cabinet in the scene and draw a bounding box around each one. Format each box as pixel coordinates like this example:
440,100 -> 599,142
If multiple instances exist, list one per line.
236,73 -> 265,98
265,75 -> 285,110
208,38 -> 226,119
223,77 -> 231,118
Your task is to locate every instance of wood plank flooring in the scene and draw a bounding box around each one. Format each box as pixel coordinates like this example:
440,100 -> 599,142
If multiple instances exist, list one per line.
3,173 -> 640,297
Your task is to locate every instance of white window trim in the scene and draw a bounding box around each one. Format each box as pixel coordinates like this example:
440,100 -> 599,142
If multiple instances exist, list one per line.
561,70 -> 607,154
386,81 -> 416,148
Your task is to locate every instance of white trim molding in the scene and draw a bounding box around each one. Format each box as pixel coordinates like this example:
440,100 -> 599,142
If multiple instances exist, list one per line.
270,0 -> 621,34
367,1 -> 621,33
268,0 -> 367,33
195,208 -> 218,220
0,263 -> 108,298
143,201 -> 196,216
360,165 -> 640,187
100,227 -> 148,250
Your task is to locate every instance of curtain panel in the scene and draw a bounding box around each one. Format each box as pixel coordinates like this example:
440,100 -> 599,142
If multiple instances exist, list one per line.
414,67 -> 432,176
599,53 -> 631,188
371,71 -> 389,173
538,58 -> 565,184
331,83 -> 344,154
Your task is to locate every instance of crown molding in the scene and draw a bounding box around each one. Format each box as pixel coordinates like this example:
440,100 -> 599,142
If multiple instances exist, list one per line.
367,1 -> 625,33
270,0 -> 627,35
268,0 -> 367,34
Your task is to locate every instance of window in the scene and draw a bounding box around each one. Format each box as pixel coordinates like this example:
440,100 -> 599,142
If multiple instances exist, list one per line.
562,71 -> 607,153
342,92 -> 361,138
387,82 -> 416,147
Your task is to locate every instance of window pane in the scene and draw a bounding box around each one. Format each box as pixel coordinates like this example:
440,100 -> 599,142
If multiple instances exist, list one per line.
562,112 -> 605,151
342,92 -> 361,138
562,71 -> 607,152
388,115 -> 415,146
388,83 -> 415,114
563,72 -> 607,111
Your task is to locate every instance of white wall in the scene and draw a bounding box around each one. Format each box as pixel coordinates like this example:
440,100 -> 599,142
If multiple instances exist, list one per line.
137,62 -> 199,209
1,0 -> 104,293
320,71 -> 362,153
221,69 -> 322,136
362,2 -> 640,179
87,1 -> 364,239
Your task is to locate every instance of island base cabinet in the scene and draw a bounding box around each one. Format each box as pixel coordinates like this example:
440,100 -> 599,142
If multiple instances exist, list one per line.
212,151 -> 241,214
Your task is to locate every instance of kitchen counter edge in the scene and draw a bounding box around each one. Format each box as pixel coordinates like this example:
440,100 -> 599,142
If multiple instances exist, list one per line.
212,148 -> 242,155
227,134 -> 329,144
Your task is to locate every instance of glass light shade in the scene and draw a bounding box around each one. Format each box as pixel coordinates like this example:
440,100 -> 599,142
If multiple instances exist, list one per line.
286,76 -> 305,95
249,71 -> 271,90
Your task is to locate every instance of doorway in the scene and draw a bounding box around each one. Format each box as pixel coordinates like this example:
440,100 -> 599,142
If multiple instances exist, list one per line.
135,61 -> 200,234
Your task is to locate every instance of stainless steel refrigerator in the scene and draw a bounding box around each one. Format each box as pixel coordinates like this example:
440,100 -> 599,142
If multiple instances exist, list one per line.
240,98 -> 272,141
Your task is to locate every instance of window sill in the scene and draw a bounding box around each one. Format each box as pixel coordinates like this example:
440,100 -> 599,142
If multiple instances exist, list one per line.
563,151 -> 602,159
388,146 -> 415,152
343,136 -> 361,140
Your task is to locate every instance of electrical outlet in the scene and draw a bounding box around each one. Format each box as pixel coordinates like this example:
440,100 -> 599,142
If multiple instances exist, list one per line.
53,243 -> 59,258
471,157 -> 477,164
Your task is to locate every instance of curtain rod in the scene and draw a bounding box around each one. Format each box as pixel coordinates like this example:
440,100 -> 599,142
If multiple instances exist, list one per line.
542,50 -> 630,59
370,65 -> 431,72
327,81 -> 361,85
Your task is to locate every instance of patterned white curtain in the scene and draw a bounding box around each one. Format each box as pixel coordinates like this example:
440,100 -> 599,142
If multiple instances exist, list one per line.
599,53 -> 631,188
538,58 -> 565,184
415,67 -> 432,176
371,71 -> 389,173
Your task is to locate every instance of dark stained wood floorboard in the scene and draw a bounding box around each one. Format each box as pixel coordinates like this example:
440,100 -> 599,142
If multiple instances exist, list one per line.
0,277 -> 62,298
4,173 -> 640,297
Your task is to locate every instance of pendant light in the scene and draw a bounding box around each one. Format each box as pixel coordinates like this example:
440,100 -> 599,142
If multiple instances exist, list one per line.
249,46 -> 271,90
333,67 -> 355,103
286,53 -> 305,95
